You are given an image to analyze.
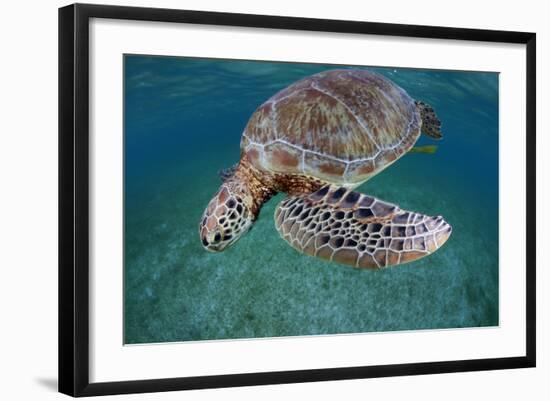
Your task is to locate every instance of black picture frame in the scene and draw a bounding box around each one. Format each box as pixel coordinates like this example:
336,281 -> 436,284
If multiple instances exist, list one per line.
59,3 -> 536,397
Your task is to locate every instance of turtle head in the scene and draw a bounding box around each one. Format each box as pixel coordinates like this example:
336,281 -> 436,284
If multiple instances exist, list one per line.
199,184 -> 254,252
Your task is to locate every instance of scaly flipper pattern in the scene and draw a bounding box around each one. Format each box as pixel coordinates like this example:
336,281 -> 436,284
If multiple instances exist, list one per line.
416,100 -> 442,139
274,185 -> 452,269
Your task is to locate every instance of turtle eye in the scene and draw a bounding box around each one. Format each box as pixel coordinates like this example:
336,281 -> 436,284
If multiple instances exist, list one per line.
213,232 -> 222,243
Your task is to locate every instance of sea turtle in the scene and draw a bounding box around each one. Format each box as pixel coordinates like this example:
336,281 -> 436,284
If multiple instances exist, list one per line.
199,69 -> 451,269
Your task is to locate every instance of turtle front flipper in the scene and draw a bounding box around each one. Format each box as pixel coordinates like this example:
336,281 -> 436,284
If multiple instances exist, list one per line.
274,186 -> 452,269
218,164 -> 238,182
415,100 -> 442,139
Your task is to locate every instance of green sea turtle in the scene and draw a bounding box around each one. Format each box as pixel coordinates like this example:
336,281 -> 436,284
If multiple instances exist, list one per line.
199,69 -> 451,269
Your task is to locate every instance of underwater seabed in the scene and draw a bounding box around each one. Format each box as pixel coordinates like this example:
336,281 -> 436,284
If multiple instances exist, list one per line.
124,152 -> 498,344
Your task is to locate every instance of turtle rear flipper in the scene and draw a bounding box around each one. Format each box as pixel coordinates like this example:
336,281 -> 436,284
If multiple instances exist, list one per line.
274,186 -> 451,269
416,100 -> 442,139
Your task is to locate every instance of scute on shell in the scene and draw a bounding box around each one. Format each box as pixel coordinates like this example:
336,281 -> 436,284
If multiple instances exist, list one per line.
241,69 -> 421,184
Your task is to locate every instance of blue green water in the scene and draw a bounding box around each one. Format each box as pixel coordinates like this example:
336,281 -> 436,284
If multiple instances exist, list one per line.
124,55 -> 499,344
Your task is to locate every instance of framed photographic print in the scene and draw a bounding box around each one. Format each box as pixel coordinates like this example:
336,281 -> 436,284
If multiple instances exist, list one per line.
58,3 -> 536,397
